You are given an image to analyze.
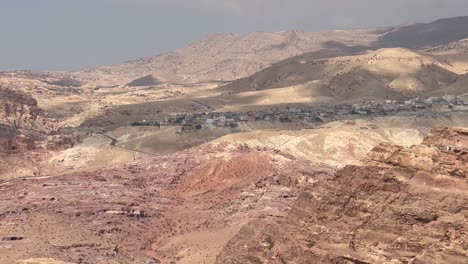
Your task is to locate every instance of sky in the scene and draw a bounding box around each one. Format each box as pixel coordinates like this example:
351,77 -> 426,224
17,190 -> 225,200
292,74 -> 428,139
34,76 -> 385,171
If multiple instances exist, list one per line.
1,0 -> 468,71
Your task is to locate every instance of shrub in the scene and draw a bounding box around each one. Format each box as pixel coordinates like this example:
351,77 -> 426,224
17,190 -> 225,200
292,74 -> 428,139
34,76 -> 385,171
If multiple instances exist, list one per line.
265,236 -> 274,250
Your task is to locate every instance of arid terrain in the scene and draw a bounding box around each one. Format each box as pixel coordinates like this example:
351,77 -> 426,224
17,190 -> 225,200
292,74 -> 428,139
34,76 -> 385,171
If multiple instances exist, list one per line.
1,16 -> 468,264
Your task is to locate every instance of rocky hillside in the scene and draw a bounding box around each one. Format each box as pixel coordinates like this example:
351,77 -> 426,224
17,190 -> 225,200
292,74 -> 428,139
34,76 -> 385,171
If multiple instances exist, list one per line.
427,38 -> 468,75
0,141 -> 335,263
0,85 -> 76,158
374,16 -> 468,49
219,47 -> 461,101
72,16 -> 468,87
73,30 -> 379,86
428,38 -> 468,53
216,127 -> 468,263
423,39 -> 468,97
1,122 -> 466,263
0,71 -> 83,97
0,87 -> 47,131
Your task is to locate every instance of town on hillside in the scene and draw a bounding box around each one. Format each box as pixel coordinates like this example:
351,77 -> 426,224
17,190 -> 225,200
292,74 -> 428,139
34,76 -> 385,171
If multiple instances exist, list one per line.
131,95 -> 468,132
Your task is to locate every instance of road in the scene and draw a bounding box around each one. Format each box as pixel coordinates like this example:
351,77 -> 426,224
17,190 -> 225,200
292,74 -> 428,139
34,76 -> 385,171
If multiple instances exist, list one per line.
93,132 -> 159,156
191,100 -> 216,111
0,132 -> 158,186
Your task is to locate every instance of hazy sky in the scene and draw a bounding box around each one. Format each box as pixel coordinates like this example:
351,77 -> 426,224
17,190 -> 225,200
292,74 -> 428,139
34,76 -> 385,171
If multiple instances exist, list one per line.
1,0 -> 468,71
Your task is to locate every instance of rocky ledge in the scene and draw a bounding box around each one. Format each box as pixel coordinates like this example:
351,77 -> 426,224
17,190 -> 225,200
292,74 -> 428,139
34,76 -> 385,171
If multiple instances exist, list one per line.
217,127 -> 468,264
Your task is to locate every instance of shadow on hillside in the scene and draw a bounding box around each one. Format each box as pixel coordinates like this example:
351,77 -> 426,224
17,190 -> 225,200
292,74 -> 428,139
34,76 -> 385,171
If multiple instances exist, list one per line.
218,63 -> 460,107
322,40 -> 370,53
127,75 -> 162,87
371,16 -> 468,49
0,125 -> 16,138
216,43 -> 371,95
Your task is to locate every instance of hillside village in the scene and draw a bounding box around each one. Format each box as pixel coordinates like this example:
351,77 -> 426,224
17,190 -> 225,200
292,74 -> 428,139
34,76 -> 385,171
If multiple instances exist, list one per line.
131,95 -> 468,132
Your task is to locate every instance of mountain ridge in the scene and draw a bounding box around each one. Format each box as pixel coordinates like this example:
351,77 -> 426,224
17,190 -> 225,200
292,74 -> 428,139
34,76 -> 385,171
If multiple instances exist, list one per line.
71,16 -> 468,87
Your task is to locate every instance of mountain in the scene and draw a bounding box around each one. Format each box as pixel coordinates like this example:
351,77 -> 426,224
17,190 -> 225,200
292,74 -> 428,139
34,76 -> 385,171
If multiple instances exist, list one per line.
427,38 -> 468,75
428,37 -> 468,53
73,30 -> 379,86
219,48 -> 460,102
423,39 -> 468,97
373,16 -> 468,49
72,16 -> 468,88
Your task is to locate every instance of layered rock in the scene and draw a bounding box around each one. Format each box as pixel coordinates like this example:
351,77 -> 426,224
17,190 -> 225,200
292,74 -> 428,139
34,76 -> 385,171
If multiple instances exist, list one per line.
217,127 -> 468,263
0,88 -> 50,132
0,142 -> 334,264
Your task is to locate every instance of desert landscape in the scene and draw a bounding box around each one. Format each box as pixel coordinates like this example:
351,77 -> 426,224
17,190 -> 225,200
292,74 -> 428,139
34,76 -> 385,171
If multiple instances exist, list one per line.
1,11 -> 468,264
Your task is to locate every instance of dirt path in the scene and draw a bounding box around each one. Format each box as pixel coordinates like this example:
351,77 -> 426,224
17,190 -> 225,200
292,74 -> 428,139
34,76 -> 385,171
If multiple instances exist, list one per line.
0,132 -> 159,186
93,132 -> 160,156
0,174 -> 57,186
191,100 -> 216,111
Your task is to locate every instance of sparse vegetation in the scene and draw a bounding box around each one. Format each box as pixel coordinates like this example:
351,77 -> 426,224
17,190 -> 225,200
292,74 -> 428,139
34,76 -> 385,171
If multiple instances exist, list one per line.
306,239 -> 316,248
265,236 -> 275,250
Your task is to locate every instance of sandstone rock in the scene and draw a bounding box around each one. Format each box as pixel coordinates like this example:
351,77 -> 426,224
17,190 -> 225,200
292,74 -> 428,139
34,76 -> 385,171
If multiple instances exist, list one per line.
216,127 -> 468,263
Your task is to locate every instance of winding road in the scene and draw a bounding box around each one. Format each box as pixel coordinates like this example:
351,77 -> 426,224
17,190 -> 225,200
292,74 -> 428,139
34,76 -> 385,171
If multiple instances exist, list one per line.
0,132 -> 158,186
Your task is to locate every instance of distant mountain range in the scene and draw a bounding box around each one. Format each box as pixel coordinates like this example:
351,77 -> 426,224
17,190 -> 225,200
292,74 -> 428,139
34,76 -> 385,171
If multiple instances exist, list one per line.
2,16 -> 468,112
73,30 -> 377,86
219,42 -> 468,103
72,16 -> 468,88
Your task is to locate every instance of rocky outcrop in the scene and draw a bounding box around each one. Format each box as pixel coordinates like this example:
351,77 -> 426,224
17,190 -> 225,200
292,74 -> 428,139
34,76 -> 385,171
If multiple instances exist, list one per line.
423,127 -> 468,152
0,87 -> 64,155
0,88 -> 49,131
0,142 -> 334,264
1,126 -> 466,263
216,127 -> 468,263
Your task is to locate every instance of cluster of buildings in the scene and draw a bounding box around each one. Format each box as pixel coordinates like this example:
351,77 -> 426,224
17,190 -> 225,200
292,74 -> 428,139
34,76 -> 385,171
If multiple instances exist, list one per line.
345,95 -> 468,116
131,95 -> 468,132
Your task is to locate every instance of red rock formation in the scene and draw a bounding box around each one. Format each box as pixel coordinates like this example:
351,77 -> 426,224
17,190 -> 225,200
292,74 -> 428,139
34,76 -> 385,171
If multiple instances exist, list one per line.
217,127 -> 468,263
0,143 -> 333,263
0,88 -> 45,130
0,127 -> 465,263
0,87 -> 76,156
